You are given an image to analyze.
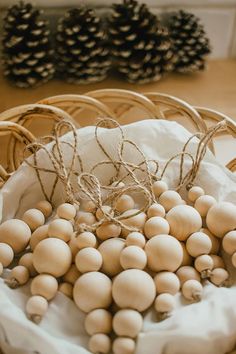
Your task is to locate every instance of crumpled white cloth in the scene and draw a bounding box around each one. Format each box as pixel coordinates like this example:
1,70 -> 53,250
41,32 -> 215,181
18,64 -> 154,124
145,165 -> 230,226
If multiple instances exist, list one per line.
0,119 -> 236,354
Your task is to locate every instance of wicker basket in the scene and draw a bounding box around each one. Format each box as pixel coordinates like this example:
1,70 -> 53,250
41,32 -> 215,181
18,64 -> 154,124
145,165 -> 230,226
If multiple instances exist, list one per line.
0,89 -> 235,186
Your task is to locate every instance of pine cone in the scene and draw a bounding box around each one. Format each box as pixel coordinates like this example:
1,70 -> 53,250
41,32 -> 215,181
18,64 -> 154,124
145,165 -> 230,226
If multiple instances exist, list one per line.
168,10 -> 211,73
108,0 -> 174,84
55,7 -> 111,84
2,1 -> 55,88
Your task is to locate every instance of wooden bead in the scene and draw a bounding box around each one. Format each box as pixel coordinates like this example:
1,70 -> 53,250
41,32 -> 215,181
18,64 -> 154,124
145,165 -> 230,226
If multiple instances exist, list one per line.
120,209 -> 147,237
182,280 -> 203,301
98,238 -> 125,276
76,231 -> 97,249
186,232 -> 212,257
176,266 -> 201,286
73,272 -> 112,313
0,243 -> 14,267
120,246 -> 147,270
82,200 -> 97,213
0,263 -> 3,276
200,228 -> 220,254
7,265 -> 29,288
180,242 -> 192,266
63,264 -> 80,284
159,191 -> 182,212
0,219 -> 31,254
26,295 -> 48,323
206,202 -> 236,238
33,238 -> 72,277
85,309 -> 112,335
232,252 -> 236,268
194,255 -> 214,278
125,232 -> 146,248
154,272 -> 180,295
194,195 -> 216,217
166,205 -> 202,241
57,203 -> 76,220
89,333 -> 111,354
144,216 -> 170,239
76,212 -> 96,226
19,252 -> 37,277
75,248 -> 102,273
48,219 -> 73,242
153,180 -> 168,197
188,186 -> 205,203
115,195 -> 135,213
35,200 -> 52,218
112,269 -> 156,312
154,293 -> 175,314
30,225 -> 48,251
31,274 -> 58,300
96,222 -> 121,241
22,209 -> 45,231
145,235 -> 183,272
96,206 -> 114,220
222,231 -> 236,255
147,203 -> 165,218
59,282 -> 73,298
113,337 -> 135,354
113,309 -> 143,338
68,233 -> 79,261
209,255 -> 225,269
210,268 -> 229,286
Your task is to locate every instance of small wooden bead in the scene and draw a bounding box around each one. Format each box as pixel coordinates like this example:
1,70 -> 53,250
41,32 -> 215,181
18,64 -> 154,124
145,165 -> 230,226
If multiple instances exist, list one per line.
31,274 -> 58,300
154,272 -> 180,295
147,203 -> 165,218
159,190 -> 182,212
153,180 -> 168,197
75,248 -> 103,273
206,202 -> 236,238
35,200 -> 52,218
120,209 -> 147,237
7,265 -> 29,288
113,309 -> 143,338
63,264 -> 80,284
22,209 -> 45,231
76,232 -> 97,249
0,263 -> 3,276
0,243 -> 14,267
194,195 -> 216,217
48,219 -> 73,242
176,266 -> 201,286
111,181 -> 125,188
26,295 -> 48,323
57,203 -> 76,220
120,246 -> 147,270
82,200 -> 97,213
30,225 -> 48,251
0,219 -> 31,254
186,232 -> 212,257
144,216 -> 170,239
222,231 -> 236,255
98,238 -> 125,276
125,232 -> 146,248
58,282 -> 73,298
209,255 -> 225,269
182,280 -> 203,301
194,255 -> 214,278
96,206 -> 114,220
154,293 -> 175,315
180,242 -> 192,266
85,309 -> 112,335
200,228 -> 220,254
76,212 -> 97,226
89,333 -> 111,354
188,186 -> 205,203
210,268 -> 229,286
19,252 -> 37,277
113,337 -> 135,354
96,222 -> 121,241
115,195 -> 135,213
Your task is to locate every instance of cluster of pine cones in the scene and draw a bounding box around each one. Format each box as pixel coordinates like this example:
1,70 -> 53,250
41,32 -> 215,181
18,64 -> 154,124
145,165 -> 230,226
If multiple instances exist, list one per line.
2,0 -> 211,88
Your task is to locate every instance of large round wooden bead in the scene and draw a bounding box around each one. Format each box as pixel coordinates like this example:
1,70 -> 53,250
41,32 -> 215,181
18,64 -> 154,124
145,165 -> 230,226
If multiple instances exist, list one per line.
194,195 -> 216,217
154,272 -> 180,295
96,222 -> 121,241
182,279 -> 203,301
147,203 -> 165,218
57,203 -> 76,220
0,219 -> 31,254
96,206 -> 114,220
188,186 -> 205,203
120,246 -> 147,270
33,238 -> 72,277
180,242 -> 192,266
22,209 -> 45,231
85,309 -> 112,335
19,252 -> 37,277
166,205 -> 202,241
113,337 -> 135,354
75,248 -> 103,273
89,334 -> 111,354
76,231 -> 97,249
126,232 -> 146,248
0,243 -> 14,267
145,235 -> 183,272
30,225 -> 48,251
112,269 -> 156,312
120,209 -> 147,237
154,293 -> 176,314
210,268 -> 229,286
115,195 -> 135,213
200,228 -> 220,254
31,274 -> 58,300
176,266 -> 201,286
144,216 -> 170,239
153,180 -> 168,197
73,272 -> 112,313
26,295 -> 48,323
48,219 -> 73,242
35,200 -> 52,218
222,231 -> 236,255
98,238 -> 125,276
113,309 -> 143,338
206,202 -> 236,238
159,191 -> 182,212
63,264 -> 80,284
76,212 -> 96,226
58,282 -> 73,298
186,232 -> 212,257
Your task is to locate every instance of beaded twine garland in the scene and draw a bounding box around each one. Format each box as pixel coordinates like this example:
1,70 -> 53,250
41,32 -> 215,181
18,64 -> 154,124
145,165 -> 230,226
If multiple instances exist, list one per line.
0,118 -> 234,354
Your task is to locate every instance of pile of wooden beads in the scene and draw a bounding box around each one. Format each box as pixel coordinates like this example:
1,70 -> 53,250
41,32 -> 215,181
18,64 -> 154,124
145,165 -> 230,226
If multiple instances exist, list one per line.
0,181 -> 236,354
